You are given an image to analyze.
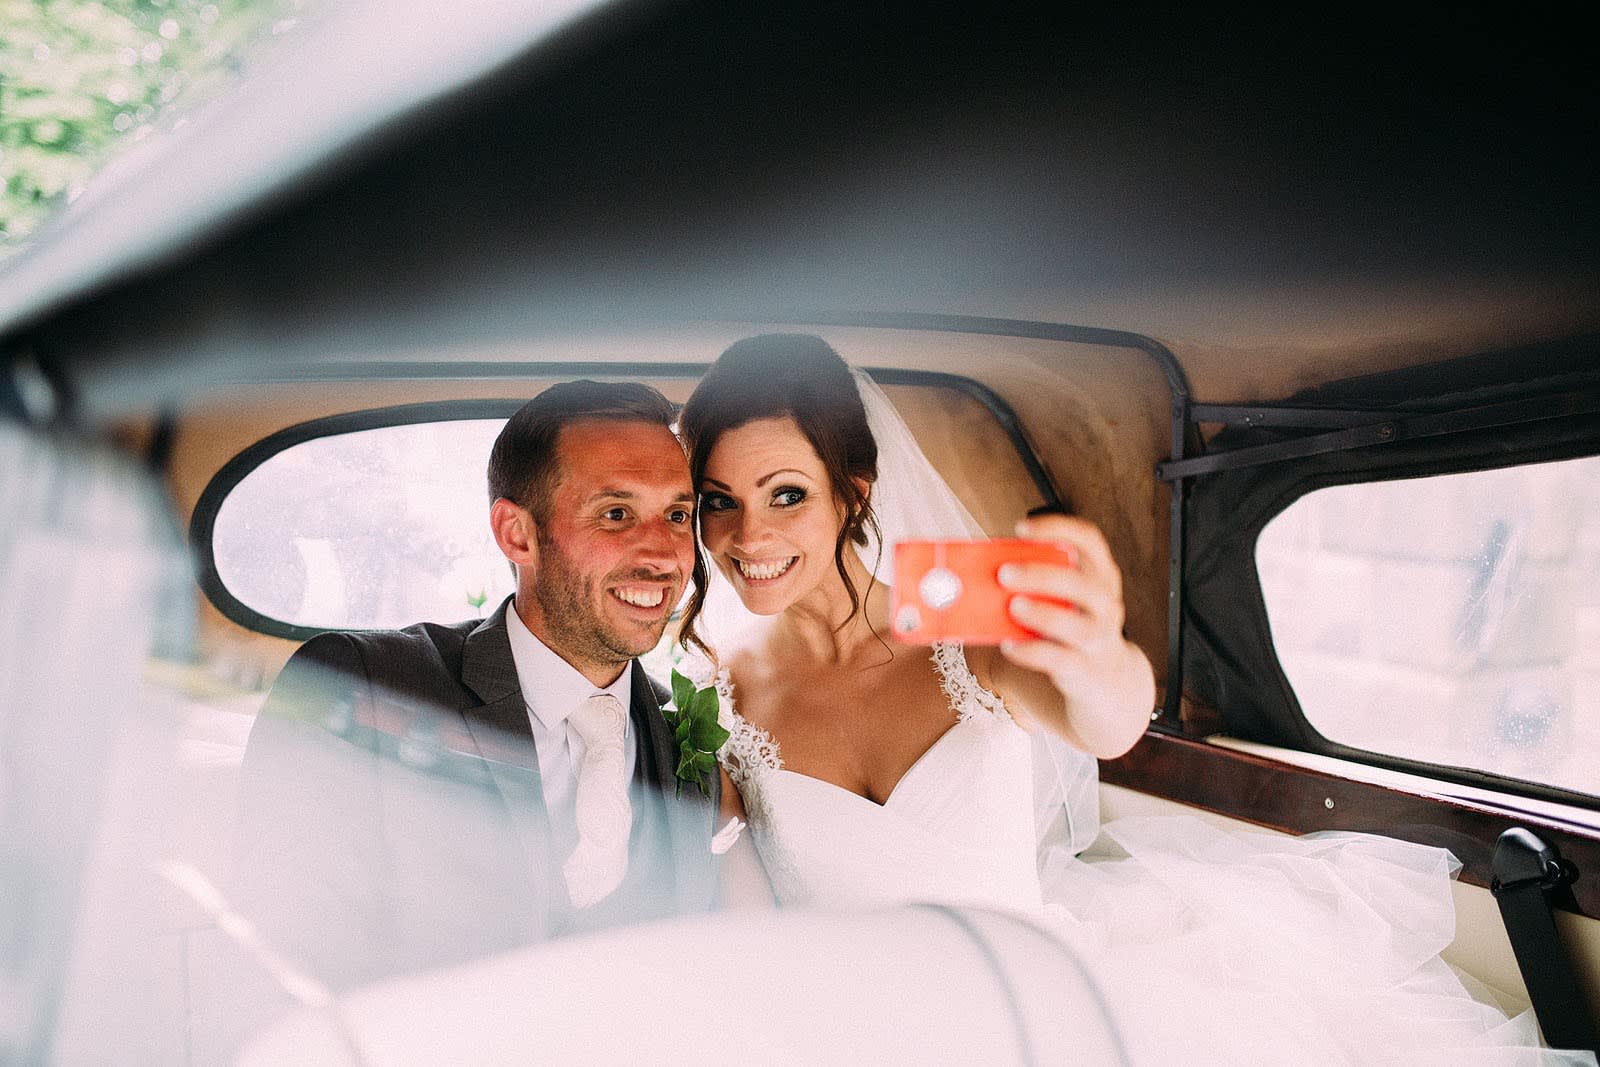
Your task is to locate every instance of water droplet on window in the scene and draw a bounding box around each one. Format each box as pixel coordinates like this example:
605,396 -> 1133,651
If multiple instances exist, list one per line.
895,605 -> 922,634
9,352 -> 58,423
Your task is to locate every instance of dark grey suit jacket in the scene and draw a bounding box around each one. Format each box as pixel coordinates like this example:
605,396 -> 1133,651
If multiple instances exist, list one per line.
233,596 -> 719,993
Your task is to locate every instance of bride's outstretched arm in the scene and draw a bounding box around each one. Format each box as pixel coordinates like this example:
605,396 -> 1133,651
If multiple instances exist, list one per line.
980,513 -> 1155,759
715,767 -> 776,908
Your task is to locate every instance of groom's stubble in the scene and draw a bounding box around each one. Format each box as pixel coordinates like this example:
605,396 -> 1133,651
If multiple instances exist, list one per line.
531,523 -> 673,669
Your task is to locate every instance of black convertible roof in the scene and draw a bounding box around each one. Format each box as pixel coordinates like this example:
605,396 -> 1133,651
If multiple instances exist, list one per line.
1,3 -> 1596,418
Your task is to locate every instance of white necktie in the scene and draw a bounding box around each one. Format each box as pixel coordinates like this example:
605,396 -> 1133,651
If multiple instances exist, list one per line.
562,693 -> 631,908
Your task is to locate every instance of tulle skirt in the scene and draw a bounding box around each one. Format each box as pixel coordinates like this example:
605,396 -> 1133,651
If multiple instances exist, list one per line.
1037,815 -> 1594,1066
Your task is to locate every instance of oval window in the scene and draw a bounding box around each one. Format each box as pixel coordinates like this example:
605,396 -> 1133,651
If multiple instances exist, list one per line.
210,419 -> 515,631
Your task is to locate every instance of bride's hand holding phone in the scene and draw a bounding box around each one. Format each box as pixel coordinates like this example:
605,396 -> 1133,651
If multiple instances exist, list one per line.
990,513 -> 1155,759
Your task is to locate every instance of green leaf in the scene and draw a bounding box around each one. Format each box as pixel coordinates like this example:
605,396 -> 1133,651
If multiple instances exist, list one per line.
689,686 -> 719,724
690,716 -> 730,753
670,669 -> 696,713
674,719 -> 694,745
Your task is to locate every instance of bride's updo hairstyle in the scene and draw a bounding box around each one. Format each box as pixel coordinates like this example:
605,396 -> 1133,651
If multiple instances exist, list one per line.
677,334 -> 881,656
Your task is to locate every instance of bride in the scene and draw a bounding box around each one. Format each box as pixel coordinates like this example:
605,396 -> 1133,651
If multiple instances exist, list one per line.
676,333 -> 1150,909
673,333 -> 1591,1062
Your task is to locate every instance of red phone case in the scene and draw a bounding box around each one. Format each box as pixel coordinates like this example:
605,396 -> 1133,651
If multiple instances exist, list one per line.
890,539 -> 1076,645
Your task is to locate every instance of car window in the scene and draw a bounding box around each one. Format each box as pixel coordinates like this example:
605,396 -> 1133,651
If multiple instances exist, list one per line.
1256,454 -> 1600,798
211,419 -> 514,630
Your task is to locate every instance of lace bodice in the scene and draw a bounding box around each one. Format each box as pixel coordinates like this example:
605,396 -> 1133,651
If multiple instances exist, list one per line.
709,641 -> 1007,787
689,642 -> 1044,913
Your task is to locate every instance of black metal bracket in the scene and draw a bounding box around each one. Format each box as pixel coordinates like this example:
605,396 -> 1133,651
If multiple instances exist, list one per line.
1188,403 -> 1413,429
1489,828 -> 1599,1053
1160,390 -> 1600,481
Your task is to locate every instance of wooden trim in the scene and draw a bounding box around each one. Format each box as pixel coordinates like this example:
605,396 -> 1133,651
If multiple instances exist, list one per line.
1100,730 -> 1600,920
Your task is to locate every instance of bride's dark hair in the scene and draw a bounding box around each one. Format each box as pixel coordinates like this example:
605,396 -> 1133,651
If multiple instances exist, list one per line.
677,334 -> 881,657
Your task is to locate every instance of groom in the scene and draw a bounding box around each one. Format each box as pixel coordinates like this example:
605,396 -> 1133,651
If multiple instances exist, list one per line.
233,381 -> 720,997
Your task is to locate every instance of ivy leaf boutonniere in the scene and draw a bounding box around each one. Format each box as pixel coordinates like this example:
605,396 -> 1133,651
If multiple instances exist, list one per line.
662,669 -> 730,798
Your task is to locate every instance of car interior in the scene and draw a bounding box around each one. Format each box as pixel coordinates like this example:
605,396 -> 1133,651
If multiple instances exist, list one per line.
1,3 -> 1596,1062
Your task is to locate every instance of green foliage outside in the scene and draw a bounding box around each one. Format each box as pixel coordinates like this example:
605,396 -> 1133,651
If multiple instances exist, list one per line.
0,0 -> 306,255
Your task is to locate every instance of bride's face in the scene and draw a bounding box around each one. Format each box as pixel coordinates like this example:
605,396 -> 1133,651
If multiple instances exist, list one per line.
698,416 -> 848,616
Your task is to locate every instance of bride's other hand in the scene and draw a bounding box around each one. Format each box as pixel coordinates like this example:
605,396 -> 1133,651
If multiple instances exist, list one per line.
990,513 -> 1155,759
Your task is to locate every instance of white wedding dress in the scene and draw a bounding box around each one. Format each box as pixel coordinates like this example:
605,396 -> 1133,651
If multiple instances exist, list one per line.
702,643 -> 1595,1066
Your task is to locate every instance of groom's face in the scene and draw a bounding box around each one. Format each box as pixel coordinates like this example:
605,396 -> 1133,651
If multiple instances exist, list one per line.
523,419 -> 695,681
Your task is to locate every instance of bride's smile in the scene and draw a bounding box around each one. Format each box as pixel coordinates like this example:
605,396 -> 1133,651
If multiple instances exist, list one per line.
698,416 -> 859,619
732,556 -> 797,582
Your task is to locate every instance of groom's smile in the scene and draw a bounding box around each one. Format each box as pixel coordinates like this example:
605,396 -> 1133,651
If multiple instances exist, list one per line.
611,584 -> 668,608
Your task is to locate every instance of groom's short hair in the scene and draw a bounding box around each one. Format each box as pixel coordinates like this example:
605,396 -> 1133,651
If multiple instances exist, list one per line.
488,380 -> 678,521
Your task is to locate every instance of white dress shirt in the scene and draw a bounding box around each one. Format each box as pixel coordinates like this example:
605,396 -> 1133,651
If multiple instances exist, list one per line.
503,600 -> 638,850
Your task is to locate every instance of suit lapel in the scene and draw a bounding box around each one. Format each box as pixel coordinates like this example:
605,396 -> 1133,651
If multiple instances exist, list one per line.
460,596 -> 532,743
631,666 -> 676,792
456,599 -> 560,922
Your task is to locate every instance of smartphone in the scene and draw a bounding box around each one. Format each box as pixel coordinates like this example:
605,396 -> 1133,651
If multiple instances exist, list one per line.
891,539 -> 1076,645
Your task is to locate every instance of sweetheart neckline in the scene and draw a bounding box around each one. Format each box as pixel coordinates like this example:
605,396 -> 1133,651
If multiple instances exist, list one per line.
768,715 -> 978,809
